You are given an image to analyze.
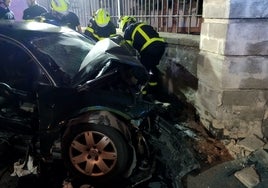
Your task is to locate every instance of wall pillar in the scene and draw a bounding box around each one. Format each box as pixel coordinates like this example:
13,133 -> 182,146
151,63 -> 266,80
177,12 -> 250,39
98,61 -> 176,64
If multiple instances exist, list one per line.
196,0 -> 268,139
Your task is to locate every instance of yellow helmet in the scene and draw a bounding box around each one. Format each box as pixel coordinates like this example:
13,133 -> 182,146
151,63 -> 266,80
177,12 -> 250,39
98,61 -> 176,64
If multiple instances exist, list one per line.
51,0 -> 69,13
119,16 -> 136,32
94,8 -> 110,27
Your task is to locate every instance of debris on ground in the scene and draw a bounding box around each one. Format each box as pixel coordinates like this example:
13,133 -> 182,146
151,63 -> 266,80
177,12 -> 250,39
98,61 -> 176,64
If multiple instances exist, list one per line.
234,165 -> 260,187
11,155 -> 38,177
183,120 -> 234,169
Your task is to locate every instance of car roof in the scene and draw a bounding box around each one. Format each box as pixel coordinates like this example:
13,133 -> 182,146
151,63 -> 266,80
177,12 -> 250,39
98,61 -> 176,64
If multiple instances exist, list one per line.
0,20 -> 67,41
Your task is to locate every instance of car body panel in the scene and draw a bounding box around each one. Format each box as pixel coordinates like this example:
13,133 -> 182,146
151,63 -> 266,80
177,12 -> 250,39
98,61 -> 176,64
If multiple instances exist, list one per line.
0,20 -> 150,140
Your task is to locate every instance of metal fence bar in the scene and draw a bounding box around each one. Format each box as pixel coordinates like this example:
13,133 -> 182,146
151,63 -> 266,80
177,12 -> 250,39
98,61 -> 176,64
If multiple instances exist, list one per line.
38,0 -> 202,34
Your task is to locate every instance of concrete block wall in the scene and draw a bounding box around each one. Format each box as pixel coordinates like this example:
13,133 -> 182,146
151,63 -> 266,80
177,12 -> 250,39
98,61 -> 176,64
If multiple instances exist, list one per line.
197,0 -> 268,139
160,0 -> 268,140
158,33 -> 200,104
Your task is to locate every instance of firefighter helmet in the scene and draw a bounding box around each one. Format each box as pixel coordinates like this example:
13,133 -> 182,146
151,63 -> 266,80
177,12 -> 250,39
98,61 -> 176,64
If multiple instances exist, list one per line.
119,16 -> 136,32
51,0 -> 69,13
94,8 -> 110,27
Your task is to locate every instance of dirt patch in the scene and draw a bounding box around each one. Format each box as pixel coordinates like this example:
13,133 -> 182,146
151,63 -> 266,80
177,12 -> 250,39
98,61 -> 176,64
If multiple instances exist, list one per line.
187,120 -> 234,170
173,100 -> 234,171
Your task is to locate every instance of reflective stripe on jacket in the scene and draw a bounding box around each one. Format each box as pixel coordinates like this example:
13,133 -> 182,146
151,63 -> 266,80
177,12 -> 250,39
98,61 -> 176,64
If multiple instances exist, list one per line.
84,20 -> 116,41
124,22 -> 164,52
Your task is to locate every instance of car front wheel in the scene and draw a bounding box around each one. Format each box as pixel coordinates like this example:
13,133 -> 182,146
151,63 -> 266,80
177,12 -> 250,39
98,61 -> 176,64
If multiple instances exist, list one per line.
61,123 -> 131,185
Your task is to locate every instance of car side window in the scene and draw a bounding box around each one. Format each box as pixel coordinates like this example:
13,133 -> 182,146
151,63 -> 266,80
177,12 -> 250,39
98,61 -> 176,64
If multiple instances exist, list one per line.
0,39 -> 44,92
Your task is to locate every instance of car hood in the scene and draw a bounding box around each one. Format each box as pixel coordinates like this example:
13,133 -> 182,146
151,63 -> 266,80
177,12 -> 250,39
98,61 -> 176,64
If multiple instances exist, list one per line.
72,37 -> 147,86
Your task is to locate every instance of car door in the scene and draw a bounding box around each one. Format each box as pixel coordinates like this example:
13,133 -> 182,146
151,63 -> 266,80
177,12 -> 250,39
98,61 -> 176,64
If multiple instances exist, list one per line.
0,37 -> 50,134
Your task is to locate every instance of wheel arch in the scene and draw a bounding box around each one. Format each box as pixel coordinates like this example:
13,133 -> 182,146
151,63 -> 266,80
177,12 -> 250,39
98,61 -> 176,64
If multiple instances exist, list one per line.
66,108 -> 134,141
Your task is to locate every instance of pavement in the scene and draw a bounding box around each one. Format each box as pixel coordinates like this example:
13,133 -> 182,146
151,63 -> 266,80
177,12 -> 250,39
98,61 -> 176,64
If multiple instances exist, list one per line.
186,147 -> 268,188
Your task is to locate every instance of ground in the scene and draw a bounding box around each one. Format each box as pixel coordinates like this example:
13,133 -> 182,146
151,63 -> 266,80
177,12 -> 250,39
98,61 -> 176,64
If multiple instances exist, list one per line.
0,100 -> 234,188
186,119 -> 233,169
176,100 -> 234,170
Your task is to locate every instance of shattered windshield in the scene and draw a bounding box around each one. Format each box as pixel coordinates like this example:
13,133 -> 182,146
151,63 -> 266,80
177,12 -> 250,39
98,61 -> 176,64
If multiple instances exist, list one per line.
31,32 -> 95,78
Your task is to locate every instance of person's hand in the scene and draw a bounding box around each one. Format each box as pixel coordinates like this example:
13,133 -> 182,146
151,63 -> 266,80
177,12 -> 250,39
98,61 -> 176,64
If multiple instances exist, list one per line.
5,12 -> 14,19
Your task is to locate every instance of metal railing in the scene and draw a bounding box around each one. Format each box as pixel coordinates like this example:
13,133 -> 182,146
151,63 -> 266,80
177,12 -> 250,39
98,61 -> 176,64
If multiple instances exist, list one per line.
39,0 -> 203,34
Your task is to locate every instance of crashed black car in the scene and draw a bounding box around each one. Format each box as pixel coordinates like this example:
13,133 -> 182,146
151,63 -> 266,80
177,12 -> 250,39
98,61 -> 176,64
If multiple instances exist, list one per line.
0,21 -> 197,188
0,20 -> 154,185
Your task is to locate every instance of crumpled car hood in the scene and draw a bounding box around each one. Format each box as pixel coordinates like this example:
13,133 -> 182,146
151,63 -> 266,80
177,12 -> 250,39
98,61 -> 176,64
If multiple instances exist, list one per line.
72,37 -> 148,86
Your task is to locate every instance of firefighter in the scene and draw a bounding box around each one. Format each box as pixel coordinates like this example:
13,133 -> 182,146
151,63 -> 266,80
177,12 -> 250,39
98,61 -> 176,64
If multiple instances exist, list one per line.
84,8 -> 116,41
23,0 -> 48,20
119,16 -> 167,99
40,0 -> 82,33
0,0 -> 14,20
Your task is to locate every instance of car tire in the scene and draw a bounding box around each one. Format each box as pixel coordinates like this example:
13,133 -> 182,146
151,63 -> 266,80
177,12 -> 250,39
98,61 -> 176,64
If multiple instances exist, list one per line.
61,123 -> 131,185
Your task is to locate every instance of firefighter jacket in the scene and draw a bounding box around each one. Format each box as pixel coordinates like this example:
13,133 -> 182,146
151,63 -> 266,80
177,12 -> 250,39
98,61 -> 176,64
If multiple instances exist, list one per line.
84,18 -> 116,41
123,22 -> 165,53
41,11 -> 80,31
0,6 -> 14,20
